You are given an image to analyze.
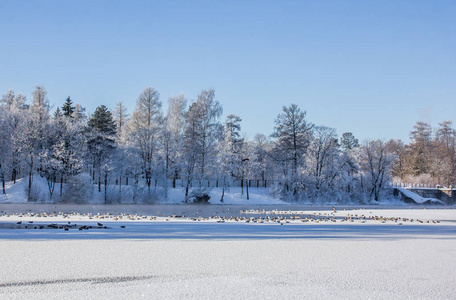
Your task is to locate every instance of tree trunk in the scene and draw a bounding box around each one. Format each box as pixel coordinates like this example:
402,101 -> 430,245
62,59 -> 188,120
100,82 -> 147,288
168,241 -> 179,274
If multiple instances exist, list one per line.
104,173 -> 108,203
241,176 -> 244,195
246,179 -> 249,200
220,187 -> 224,203
1,166 -> 5,195
28,153 -> 34,201
60,176 -> 63,197
119,174 -> 122,203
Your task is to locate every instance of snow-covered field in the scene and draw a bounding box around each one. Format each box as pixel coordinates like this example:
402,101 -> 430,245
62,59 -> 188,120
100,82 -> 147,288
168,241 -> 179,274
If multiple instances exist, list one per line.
0,205 -> 455,299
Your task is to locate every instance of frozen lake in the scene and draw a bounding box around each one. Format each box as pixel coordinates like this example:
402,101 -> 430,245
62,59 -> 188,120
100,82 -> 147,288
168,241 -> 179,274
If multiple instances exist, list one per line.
0,205 -> 455,299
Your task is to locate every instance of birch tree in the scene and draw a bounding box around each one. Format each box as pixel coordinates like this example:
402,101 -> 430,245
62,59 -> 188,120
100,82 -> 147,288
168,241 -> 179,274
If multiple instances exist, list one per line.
128,87 -> 163,199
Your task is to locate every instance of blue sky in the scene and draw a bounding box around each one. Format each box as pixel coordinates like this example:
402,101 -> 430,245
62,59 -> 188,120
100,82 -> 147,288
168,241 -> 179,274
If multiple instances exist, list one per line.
1,0 -> 455,142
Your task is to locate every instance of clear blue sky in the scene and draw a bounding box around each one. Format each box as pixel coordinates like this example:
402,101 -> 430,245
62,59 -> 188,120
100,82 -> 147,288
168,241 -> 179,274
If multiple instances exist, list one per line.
1,0 -> 455,142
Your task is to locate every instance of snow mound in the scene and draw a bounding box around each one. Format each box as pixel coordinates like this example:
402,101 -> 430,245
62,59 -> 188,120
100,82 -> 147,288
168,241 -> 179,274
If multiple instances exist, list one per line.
0,178 -> 27,204
396,187 -> 445,205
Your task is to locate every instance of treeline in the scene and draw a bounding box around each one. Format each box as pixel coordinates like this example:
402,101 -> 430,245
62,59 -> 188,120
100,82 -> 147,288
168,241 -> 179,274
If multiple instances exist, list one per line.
388,121 -> 456,186
0,86 -> 454,203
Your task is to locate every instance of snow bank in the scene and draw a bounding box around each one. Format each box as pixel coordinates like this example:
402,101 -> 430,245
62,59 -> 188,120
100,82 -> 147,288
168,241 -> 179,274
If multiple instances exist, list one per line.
0,178 -> 27,203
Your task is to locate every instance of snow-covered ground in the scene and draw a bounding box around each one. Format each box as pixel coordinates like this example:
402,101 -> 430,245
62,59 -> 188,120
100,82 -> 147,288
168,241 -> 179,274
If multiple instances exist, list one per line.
0,206 -> 455,299
0,178 -> 284,205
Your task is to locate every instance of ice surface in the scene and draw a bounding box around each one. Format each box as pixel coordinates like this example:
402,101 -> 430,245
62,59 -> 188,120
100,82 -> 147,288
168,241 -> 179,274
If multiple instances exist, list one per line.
0,207 -> 455,299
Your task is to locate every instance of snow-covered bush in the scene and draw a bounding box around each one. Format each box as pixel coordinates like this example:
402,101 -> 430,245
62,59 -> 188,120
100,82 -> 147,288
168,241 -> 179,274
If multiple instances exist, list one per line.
25,176 -> 49,202
187,187 -> 211,204
62,174 -> 93,203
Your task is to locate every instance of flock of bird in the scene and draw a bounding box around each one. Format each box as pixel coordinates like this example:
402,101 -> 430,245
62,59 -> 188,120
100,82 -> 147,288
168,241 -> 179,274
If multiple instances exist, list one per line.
0,208 -> 442,231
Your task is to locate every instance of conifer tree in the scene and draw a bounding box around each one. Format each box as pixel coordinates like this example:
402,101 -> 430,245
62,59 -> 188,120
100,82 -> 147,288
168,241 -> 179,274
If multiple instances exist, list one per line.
62,96 -> 75,118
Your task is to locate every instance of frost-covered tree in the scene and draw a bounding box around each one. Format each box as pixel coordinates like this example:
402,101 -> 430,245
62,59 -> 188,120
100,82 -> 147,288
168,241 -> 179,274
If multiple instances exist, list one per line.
87,105 -> 117,202
110,101 -> 130,202
0,108 -> 11,194
182,103 -> 201,200
340,132 -> 359,151
54,107 -> 63,119
252,133 -> 271,182
165,94 -> 187,188
216,114 -> 243,202
181,90 -> 222,200
194,89 -> 223,180
360,140 -> 396,201
386,139 -> 406,180
72,104 -> 86,122
62,96 -> 75,118
20,86 -> 52,201
271,103 -> 313,199
305,126 -> 340,198
30,86 -> 50,126
127,87 -> 163,199
409,121 -> 433,176
113,101 -> 129,138
0,91 -> 27,184
435,121 -> 456,186
1,89 -> 15,110
52,105 -> 86,197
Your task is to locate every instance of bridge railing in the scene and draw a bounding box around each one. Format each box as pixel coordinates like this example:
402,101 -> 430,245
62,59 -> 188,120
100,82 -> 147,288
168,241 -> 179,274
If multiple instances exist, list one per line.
391,182 -> 453,189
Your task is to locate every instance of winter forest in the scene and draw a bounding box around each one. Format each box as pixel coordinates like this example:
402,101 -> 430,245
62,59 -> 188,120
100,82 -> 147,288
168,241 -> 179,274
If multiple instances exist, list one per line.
0,86 -> 455,204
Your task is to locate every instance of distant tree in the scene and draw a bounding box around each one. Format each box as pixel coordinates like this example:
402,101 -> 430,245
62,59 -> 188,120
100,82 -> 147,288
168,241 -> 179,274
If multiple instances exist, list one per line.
182,103 -> 201,200
435,121 -> 456,186
0,108 -> 11,194
87,105 -> 117,202
409,121 -> 433,176
72,104 -> 87,121
252,133 -> 270,182
165,94 -> 187,188
271,103 -> 313,199
360,140 -> 396,201
305,126 -> 340,197
127,87 -> 163,199
216,114 -> 243,202
194,89 -> 223,180
386,139 -> 406,180
112,101 -> 130,202
54,107 -> 63,119
340,132 -> 359,151
113,101 -> 129,138
62,96 -> 75,118
21,86 -> 51,201
30,86 -> 50,126
1,89 -> 15,110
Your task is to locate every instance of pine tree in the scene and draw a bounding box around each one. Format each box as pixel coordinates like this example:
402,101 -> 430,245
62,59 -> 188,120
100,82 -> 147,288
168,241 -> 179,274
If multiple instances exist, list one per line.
340,132 -> 359,151
87,105 -> 117,202
62,96 -> 75,118
54,107 -> 63,119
